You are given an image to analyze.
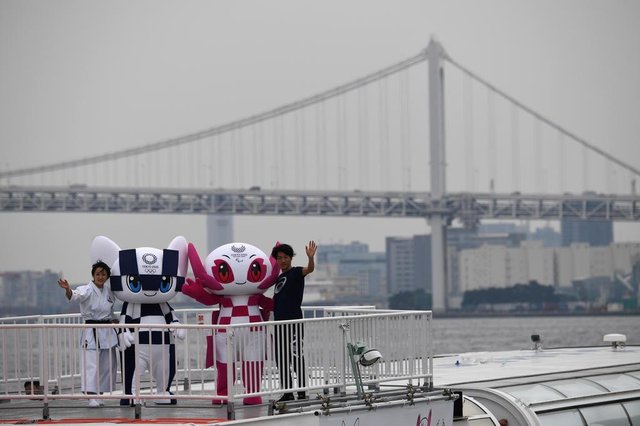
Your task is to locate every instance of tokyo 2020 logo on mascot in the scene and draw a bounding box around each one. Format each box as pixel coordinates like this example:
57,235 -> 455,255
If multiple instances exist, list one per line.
181,242 -> 279,405
91,235 -> 188,406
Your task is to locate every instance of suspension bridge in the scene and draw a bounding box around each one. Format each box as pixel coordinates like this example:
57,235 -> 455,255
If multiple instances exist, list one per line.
1,39 -> 639,311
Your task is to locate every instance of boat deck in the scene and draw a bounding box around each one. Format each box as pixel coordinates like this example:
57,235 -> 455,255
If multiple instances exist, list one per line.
2,311 -> 638,425
2,345 -> 639,425
0,397 -> 267,424
431,345 -> 640,426
432,344 -> 640,387
1,309 -> 437,425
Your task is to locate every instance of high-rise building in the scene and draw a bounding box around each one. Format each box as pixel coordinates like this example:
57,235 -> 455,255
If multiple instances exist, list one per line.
478,222 -> 528,236
0,270 -> 63,316
561,218 -> 613,247
312,241 -> 386,305
386,225 -> 534,301
529,225 -> 562,247
338,252 -> 386,299
317,242 -> 369,267
458,240 -> 555,292
632,253 -> 640,307
458,241 -> 640,292
386,235 -> 431,296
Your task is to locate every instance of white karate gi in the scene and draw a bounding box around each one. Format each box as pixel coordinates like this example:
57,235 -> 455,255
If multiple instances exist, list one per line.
69,281 -> 118,393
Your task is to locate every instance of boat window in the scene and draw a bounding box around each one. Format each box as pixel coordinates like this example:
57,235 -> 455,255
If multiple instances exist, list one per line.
579,403 -> 630,426
499,383 -> 565,404
464,397 -> 489,416
537,409 -> 584,426
588,373 -> 640,392
466,418 -> 496,426
622,400 -> 640,424
545,378 -> 608,397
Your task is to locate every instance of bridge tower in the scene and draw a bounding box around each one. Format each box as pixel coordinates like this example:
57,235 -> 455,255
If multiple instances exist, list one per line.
426,37 -> 448,313
207,214 -> 234,253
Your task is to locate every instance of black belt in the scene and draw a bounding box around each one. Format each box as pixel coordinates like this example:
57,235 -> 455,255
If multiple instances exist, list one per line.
85,319 -> 114,349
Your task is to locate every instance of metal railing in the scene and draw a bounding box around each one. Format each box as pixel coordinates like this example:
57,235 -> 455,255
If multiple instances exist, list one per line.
1,307 -> 433,419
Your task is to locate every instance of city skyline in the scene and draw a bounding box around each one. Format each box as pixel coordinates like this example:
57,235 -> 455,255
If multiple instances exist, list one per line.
1,1 -> 639,283
3,228 -> 637,316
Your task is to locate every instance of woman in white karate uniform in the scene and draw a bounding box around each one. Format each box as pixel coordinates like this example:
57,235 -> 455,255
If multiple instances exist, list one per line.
58,261 -> 118,407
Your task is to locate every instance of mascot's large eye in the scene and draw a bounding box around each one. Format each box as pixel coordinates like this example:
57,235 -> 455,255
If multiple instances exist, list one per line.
247,259 -> 266,283
127,275 -> 142,293
212,260 -> 234,284
160,276 -> 173,293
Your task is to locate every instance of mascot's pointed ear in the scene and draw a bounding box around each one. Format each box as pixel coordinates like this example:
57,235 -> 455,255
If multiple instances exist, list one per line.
90,236 -> 120,267
270,241 -> 281,259
259,243 -> 281,290
188,243 -> 224,291
168,236 -> 188,277
187,243 -> 206,278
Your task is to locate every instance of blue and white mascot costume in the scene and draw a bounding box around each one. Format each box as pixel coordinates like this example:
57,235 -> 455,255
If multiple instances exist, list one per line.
91,235 -> 188,406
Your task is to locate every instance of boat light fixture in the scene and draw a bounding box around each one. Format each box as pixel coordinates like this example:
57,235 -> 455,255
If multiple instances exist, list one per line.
359,348 -> 383,367
603,333 -> 626,350
340,323 -> 383,398
531,333 -> 543,351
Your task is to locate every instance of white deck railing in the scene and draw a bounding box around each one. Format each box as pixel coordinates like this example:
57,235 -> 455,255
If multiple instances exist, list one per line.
0,308 -> 433,411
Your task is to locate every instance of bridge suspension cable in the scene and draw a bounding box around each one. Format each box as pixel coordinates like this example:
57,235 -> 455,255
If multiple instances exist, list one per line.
0,51 -> 428,180
445,56 -> 640,178
3,42 -> 636,197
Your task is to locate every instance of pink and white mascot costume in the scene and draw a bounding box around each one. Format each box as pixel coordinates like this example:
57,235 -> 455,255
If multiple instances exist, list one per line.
181,242 -> 279,405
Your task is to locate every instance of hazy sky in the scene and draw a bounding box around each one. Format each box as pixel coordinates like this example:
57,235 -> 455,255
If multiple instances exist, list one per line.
1,0 -> 639,284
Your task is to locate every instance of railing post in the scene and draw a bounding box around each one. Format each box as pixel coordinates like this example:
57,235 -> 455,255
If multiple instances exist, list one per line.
41,321 -> 50,420
134,328 -> 142,419
225,328 -> 235,420
38,316 -> 46,393
338,322 -> 349,397
181,311 -> 189,388
427,311 -> 433,390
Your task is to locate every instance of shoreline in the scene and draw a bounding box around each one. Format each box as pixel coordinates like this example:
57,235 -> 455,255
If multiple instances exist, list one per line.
433,310 -> 640,319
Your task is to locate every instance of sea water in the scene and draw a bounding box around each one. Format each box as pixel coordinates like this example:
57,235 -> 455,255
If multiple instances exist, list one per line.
430,314 -> 639,355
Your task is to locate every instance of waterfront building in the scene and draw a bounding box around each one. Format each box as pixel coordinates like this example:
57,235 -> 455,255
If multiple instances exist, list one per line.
0,270 -> 62,316
385,235 -> 430,296
561,218 -> 613,247
338,252 -> 386,299
316,241 -> 369,277
386,227 -> 527,303
478,222 -> 528,236
312,241 -> 386,306
529,224 -> 562,247
459,241 -> 640,293
458,241 -> 555,292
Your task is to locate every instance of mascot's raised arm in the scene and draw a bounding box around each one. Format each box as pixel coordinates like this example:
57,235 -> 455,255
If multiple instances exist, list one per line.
181,242 -> 279,405
91,235 -> 188,406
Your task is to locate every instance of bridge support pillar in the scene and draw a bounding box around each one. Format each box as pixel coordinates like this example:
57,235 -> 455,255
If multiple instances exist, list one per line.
427,37 -> 448,313
430,216 -> 447,313
207,214 -> 234,252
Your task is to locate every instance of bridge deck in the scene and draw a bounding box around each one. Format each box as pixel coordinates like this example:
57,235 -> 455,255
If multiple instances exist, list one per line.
1,186 -> 638,221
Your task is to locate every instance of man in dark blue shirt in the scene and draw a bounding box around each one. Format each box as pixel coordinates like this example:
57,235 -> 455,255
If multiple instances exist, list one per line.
271,241 -> 317,403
